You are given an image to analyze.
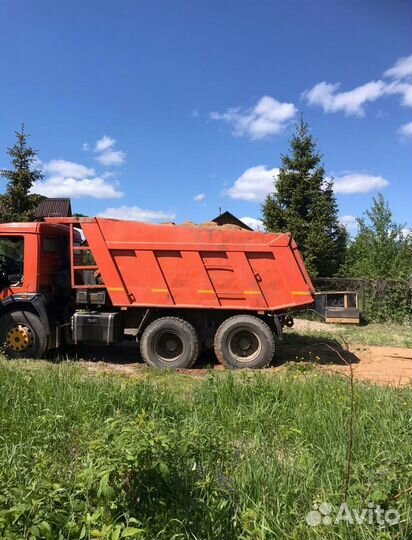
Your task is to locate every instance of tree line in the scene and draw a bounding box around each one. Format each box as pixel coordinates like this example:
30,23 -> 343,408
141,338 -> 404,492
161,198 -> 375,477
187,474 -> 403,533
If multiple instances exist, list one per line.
262,117 -> 412,281
1,124 -> 411,281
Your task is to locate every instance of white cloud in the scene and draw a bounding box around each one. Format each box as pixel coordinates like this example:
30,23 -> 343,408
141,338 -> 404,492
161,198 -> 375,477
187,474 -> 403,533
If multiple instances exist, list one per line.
98,205 -> 176,222
82,142 -> 90,151
226,166 -> 388,202
226,165 -> 279,202
194,193 -> 206,202
96,149 -> 126,166
398,121 -> 412,137
384,54 -> 412,80
95,135 -> 116,152
102,171 -> 116,179
94,135 -> 126,166
303,80 -> 386,116
340,215 -> 358,232
32,158 -> 123,199
333,173 -> 389,194
382,54 -> 412,108
385,80 -> 412,108
32,176 -> 123,199
210,96 -> 297,139
304,53 -> 412,116
240,217 -> 264,231
43,159 -> 95,179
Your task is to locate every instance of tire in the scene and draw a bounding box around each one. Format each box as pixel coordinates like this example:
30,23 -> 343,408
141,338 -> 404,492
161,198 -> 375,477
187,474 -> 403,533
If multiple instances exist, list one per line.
140,317 -> 199,369
0,311 -> 48,359
214,315 -> 275,369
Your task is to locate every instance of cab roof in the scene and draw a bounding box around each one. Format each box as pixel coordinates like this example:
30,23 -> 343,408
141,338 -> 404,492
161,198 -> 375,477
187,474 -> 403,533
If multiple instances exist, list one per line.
0,222 -> 70,234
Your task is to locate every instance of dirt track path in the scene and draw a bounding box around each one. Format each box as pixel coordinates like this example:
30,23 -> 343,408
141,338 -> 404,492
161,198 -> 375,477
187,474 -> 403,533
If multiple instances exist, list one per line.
321,345 -> 412,386
74,340 -> 412,387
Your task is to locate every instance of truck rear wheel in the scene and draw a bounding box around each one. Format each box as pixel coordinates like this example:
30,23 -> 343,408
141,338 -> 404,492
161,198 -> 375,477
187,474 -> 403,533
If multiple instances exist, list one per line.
214,315 -> 275,369
140,317 -> 199,369
0,311 -> 48,359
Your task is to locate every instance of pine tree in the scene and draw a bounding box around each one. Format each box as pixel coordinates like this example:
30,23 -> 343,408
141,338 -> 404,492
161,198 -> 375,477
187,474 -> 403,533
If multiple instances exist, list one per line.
341,194 -> 412,280
0,125 -> 44,223
262,117 -> 347,276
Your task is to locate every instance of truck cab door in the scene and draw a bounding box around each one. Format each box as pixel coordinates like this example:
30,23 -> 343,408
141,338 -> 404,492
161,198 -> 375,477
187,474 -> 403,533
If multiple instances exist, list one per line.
0,235 -> 25,300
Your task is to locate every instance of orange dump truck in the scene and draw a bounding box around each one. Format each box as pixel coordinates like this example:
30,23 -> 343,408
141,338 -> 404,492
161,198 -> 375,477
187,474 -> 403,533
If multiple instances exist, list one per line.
0,218 -> 314,368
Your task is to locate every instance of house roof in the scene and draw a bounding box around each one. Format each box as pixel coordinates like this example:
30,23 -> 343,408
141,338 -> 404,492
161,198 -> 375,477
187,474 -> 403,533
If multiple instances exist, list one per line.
211,210 -> 253,231
35,198 -> 72,218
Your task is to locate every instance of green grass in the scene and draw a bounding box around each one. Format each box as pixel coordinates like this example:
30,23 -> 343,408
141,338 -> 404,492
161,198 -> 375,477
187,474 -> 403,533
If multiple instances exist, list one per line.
291,318 -> 412,348
0,360 -> 411,539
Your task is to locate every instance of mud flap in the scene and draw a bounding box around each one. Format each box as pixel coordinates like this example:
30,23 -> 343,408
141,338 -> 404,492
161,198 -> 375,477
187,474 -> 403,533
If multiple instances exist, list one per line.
272,314 -> 283,341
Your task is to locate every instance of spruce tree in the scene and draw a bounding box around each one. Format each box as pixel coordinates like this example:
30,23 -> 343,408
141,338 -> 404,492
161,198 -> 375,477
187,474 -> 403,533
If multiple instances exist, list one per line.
262,117 -> 347,276
0,125 -> 44,223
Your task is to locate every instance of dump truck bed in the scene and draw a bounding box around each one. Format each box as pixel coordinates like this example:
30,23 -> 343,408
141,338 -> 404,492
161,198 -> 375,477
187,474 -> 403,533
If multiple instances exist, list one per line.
46,217 -> 315,311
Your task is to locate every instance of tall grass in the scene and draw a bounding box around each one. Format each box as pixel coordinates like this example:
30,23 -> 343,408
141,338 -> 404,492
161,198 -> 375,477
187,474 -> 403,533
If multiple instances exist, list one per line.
0,360 -> 411,539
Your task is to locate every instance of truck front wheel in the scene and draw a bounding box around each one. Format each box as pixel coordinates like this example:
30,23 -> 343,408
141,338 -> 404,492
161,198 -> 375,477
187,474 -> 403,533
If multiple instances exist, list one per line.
0,311 -> 48,359
139,317 -> 199,369
214,315 -> 275,369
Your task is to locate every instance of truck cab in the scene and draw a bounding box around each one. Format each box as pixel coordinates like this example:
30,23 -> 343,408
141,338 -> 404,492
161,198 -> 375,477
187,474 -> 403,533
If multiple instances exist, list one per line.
0,222 -> 72,357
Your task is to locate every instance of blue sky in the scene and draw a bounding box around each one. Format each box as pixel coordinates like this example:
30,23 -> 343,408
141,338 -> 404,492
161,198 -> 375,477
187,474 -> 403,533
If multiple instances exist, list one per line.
0,0 -> 411,231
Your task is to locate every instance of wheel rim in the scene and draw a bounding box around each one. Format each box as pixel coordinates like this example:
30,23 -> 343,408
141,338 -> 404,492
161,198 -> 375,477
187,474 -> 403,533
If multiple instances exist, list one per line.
228,328 -> 262,363
152,331 -> 184,362
5,324 -> 33,352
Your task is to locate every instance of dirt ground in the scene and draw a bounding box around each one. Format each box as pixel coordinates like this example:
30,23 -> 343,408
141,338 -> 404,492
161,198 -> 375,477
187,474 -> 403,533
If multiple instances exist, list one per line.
61,319 -> 412,387
320,345 -> 412,386
287,320 -> 412,386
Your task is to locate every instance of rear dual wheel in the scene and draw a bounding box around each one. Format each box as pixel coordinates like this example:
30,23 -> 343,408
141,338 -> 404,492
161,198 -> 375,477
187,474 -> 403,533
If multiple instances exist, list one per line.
214,315 -> 275,369
140,314 -> 275,370
140,317 -> 199,369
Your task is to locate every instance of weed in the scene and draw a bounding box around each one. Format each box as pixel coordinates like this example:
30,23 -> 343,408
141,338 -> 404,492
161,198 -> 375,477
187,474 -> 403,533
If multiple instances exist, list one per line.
0,360 -> 411,539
